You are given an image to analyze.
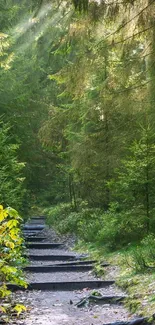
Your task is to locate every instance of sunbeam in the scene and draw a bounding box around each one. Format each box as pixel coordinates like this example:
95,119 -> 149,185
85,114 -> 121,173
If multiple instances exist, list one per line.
8,2 -> 72,55
11,3 -> 53,40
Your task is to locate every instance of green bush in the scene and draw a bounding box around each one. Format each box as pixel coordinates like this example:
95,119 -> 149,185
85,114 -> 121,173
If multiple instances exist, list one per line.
45,203 -> 103,242
0,205 -> 27,321
45,201 -> 148,249
123,234 -> 155,272
45,202 -> 73,231
96,203 -> 147,249
77,209 -> 103,242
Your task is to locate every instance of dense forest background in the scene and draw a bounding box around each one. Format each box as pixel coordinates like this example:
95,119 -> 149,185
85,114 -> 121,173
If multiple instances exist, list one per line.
1,0 -> 155,249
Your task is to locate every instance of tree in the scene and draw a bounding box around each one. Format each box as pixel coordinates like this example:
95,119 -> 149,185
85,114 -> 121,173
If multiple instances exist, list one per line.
110,124 -> 155,235
0,122 -> 25,210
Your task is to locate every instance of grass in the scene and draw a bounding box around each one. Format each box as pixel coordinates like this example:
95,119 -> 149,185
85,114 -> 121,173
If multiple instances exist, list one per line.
74,240 -> 155,318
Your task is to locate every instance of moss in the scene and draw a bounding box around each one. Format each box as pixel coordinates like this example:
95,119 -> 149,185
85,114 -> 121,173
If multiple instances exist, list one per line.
93,264 -> 105,277
125,298 -> 141,313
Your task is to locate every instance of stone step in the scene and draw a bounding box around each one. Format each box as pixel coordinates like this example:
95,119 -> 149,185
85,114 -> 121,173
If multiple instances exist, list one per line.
24,237 -> 46,242
23,225 -> 45,230
23,229 -> 41,233
27,218 -> 45,225
30,216 -> 45,220
24,264 -> 94,272
104,319 -> 147,325
52,260 -> 109,266
7,280 -> 115,291
27,254 -> 76,261
24,261 -> 109,272
26,242 -> 63,249
55,260 -> 97,266
23,230 -> 41,234
31,260 -> 109,266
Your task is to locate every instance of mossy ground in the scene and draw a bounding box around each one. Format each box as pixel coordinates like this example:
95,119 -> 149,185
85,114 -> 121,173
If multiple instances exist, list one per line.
74,241 -> 155,319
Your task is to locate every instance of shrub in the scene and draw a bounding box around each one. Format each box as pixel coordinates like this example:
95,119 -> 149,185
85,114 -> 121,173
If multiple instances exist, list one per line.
45,203 -> 103,242
45,201 -> 151,250
45,203 -> 73,229
77,209 -> 103,242
123,234 -> 155,273
0,205 -> 27,322
97,203 -> 147,249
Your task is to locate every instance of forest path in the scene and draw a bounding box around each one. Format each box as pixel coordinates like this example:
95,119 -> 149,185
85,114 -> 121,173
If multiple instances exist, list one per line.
15,217 -> 139,325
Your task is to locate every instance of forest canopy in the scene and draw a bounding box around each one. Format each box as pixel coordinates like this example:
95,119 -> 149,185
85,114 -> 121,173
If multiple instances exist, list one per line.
1,0 -> 155,248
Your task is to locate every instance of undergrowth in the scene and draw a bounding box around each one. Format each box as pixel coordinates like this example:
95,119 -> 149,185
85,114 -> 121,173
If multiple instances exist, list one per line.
45,202 -> 155,317
0,205 -> 27,323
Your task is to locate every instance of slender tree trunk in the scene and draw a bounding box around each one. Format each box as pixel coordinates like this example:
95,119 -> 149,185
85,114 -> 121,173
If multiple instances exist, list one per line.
69,173 -> 77,211
146,21 -> 155,118
104,57 -> 110,209
72,182 -> 77,211
105,111 -> 110,209
143,21 -> 155,232
69,174 -> 73,209
145,133 -> 150,233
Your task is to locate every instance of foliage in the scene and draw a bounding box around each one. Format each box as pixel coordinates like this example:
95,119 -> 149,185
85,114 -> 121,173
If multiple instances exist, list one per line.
0,122 -> 25,211
123,234 -> 155,273
72,0 -> 89,12
46,202 -> 103,242
109,126 -> 155,232
46,198 -> 155,250
0,205 -> 27,322
2,0 -> 155,250
45,203 -> 72,228
0,0 -> 71,212
1,0 -> 154,214
2,0 -> 155,321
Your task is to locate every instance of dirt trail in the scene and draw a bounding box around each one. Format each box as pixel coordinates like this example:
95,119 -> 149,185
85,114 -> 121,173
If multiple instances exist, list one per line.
15,217 -> 137,325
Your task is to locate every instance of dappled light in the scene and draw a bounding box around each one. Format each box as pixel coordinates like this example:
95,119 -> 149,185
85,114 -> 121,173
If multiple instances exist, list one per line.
1,0 -> 155,323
